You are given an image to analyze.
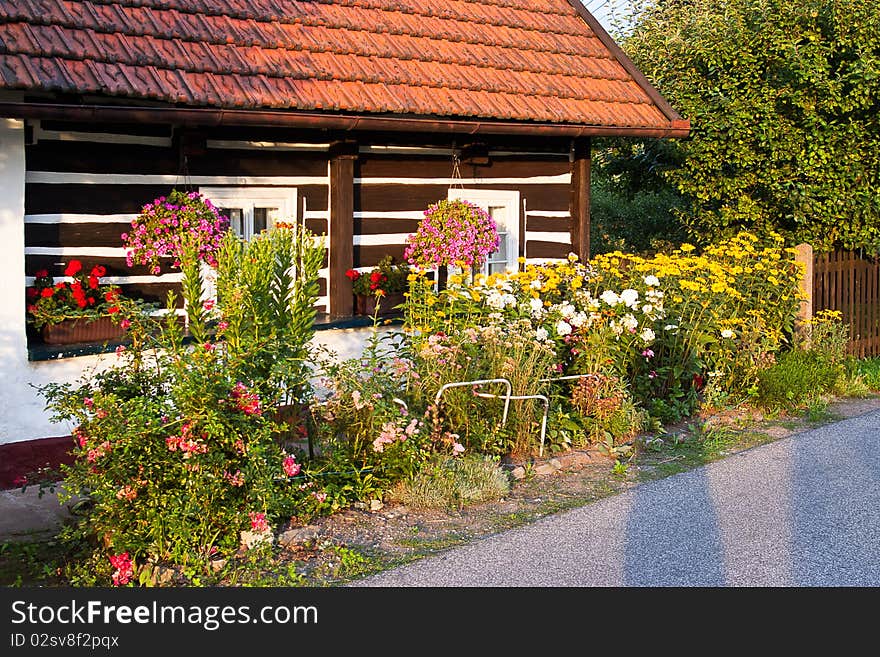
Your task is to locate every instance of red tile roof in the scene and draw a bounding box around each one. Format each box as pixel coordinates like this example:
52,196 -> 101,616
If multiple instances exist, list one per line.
0,0 -> 688,132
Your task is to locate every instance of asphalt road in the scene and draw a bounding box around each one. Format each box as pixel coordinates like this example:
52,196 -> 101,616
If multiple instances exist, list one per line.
352,409 -> 880,587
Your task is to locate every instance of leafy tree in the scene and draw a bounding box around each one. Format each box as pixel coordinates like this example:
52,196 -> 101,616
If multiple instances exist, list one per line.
620,0 -> 880,253
591,137 -> 688,254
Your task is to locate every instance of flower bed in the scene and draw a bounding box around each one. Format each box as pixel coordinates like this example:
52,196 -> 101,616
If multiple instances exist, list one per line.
38,201 -> 808,586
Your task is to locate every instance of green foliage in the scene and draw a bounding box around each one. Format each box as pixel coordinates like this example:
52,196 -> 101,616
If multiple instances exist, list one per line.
755,350 -> 844,409
591,138 -> 688,255
215,225 -> 324,405
755,309 -> 851,409
623,0 -> 880,252
855,358 -> 880,391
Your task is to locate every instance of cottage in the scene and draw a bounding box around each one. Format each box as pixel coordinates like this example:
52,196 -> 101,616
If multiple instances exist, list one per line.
0,0 -> 688,478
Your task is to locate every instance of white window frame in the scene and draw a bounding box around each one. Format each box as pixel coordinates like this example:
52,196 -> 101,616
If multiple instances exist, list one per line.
200,187 -> 298,240
448,188 -> 521,274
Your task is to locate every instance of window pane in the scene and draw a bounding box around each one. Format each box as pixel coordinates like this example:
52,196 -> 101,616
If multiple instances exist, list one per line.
488,206 -> 507,229
495,231 -> 508,260
221,208 -> 244,237
253,207 -> 282,235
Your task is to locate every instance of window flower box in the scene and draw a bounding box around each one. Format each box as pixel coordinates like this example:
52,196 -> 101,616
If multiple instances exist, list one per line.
40,316 -> 125,345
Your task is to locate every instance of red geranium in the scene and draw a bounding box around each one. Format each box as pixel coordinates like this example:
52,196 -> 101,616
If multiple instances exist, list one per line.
64,260 -> 83,277
27,261 -> 125,330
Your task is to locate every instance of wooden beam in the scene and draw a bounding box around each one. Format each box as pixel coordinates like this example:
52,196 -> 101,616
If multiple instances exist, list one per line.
329,141 -> 357,317
569,138 -> 591,262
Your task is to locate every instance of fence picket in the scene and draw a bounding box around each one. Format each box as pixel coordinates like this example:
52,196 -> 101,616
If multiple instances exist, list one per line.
814,249 -> 880,358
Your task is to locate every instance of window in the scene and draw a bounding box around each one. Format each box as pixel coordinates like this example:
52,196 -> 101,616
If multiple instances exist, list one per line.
199,187 -> 297,240
448,188 -> 521,274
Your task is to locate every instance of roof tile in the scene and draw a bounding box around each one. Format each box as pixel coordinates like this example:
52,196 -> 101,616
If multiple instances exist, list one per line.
0,0 -> 685,129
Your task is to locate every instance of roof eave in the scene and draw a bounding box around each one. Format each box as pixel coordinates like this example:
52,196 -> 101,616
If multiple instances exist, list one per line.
0,102 -> 691,139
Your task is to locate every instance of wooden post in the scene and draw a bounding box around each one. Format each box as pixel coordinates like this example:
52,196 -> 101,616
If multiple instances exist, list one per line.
569,138 -> 591,262
329,140 -> 357,318
795,243 -> 813,341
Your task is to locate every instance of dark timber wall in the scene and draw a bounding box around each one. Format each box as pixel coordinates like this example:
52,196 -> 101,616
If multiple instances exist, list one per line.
23,121 -> 575,331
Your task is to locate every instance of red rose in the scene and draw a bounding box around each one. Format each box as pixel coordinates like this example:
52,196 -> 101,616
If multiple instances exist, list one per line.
88,275 -> 99,289
104,289 -> 119,302
88,297 -> 96,306
345,269 -> 360,281
76,297 -> 87,309
370,271 -> 384,283
91,265 -> 106,278
64,260 -> 82,277
107,306 -> 119,314
35,269 -> 49,278
41,288 -> 54,298
26,287 -> 37,300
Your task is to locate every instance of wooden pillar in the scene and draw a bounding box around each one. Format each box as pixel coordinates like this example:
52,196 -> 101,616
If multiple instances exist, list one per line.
569,138 -> 591,262
329,140 -> 357,317
795,242 -> 814,341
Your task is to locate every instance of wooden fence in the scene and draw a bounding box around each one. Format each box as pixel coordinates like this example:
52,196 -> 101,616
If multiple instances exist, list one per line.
812,249 -> 880,358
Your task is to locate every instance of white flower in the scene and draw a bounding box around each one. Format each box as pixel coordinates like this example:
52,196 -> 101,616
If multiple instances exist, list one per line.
721,329 -> 735,339
600,290 -> 620,306
530,279 -> 543,290
555,320 -> 572,337
622,314 -> 638,331
569,311 -> 588,328
559,302 -> 576,318
529,298 -> 544,316
642,303 -> 653,315
502,293 -> 517,307
644,274 -> 660,287
665,324 -> 679,332
610,320 -> 624,337
535,327 -> 549,342
620,288 -> 639,308
486,291 -> 505,310
640,327 -> 656,343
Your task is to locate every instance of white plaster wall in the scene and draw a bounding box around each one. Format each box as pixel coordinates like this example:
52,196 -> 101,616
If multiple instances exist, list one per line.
0,118 -> 118,444
310,324 -> 404,363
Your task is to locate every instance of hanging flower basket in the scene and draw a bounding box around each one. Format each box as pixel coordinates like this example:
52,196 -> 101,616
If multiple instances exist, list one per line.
403,199 -> 499,270
123,189 -> 229,274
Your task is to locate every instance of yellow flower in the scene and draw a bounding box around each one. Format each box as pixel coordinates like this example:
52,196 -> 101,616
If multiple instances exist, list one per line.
681,243 -> 696,253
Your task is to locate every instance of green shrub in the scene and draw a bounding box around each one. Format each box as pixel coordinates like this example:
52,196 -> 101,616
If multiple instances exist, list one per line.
390,455 -> 510,510
40,223 -> 326,585
755,350 -> 844,410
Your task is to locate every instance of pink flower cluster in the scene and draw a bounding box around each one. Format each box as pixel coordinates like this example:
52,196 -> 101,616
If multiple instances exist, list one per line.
109,552 -> 133,586
166,422 -> 208,458
372,418 -> 420,453
224,470 -> 245,487
230,382 -> 262,416
282,454 -> 302,477
404,199 -> 499,268
87,441 -> 111,463
115,485 -> 137,501
123,190 -> 229,275
249,511 -> 269,533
